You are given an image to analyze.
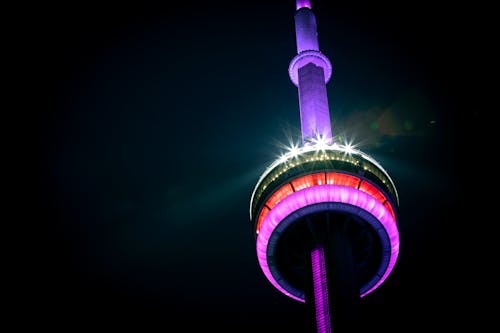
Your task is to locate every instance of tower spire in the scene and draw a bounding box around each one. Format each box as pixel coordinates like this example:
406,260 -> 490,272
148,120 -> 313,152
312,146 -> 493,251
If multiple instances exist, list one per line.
289,0 -> 333,145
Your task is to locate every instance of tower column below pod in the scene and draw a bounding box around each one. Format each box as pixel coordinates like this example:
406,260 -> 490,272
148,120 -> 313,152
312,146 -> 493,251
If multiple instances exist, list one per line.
305,213 -> 360,333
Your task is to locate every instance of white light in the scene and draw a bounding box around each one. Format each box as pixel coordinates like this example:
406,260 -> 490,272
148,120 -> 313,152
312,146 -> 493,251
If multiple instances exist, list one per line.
285,142 -> 301,158
344,143 -> 355,154
278,154 -> 288,163
249,137 -> 400,219
311,134 -> 329,151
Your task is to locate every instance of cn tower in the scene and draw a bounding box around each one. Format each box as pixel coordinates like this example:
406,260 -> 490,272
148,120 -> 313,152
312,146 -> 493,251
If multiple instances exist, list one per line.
249,1 -> 400,332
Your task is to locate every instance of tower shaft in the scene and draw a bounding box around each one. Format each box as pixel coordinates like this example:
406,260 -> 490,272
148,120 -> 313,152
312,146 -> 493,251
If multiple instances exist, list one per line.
294,5 -> 319,53
294,2 -> 358,332
305,214 -> 359,333
298,63 -> 332,145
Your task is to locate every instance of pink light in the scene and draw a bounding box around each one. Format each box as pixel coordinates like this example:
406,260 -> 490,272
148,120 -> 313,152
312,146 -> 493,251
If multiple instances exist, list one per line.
384,201 -> 396,219
311,246 -> 332,333
296,0 -> 312,10
256,185 -> 399,301
289,50 -> 332,87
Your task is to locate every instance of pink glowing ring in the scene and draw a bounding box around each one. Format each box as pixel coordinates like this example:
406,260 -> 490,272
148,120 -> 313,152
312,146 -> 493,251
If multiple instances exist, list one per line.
256,185 -> 399,302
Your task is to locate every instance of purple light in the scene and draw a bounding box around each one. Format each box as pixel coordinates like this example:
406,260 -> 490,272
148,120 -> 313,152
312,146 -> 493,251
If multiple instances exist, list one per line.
289,50 -> 332,87
256,185 -> 399,301
297,62 -> 332,144
311,246 -> 332,333
296,0 -> 312,10
294,2 -> 319,53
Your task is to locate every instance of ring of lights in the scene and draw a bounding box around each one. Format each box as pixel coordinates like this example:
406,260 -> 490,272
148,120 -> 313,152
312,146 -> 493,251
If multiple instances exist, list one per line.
256,185 -> 399,302
249,144 -> 399,223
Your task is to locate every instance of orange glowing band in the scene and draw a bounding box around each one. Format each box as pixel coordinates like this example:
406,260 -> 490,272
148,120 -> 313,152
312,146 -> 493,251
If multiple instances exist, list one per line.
255,172 -> 397,234
292,173 -> 326,191
265,183 -> 294,209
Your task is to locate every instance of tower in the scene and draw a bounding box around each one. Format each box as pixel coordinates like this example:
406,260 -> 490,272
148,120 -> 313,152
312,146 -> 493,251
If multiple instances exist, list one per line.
249,1 -> 400,332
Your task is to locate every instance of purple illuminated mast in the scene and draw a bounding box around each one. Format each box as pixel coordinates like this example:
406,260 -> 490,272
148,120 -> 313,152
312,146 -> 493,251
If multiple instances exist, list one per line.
289,0 -> 333,145
250,1 -> 400,332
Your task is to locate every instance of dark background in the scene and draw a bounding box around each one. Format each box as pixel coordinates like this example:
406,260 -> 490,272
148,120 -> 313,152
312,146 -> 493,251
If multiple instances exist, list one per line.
22,0 -> 468,331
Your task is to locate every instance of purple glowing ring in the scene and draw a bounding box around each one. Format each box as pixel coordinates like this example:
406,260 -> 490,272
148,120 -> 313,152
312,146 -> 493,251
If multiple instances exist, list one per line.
256,185 -> 399,302
288,50 -> 332,86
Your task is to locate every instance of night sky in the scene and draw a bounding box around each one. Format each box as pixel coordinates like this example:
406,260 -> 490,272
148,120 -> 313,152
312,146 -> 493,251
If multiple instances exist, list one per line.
27,0 -> 466,331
